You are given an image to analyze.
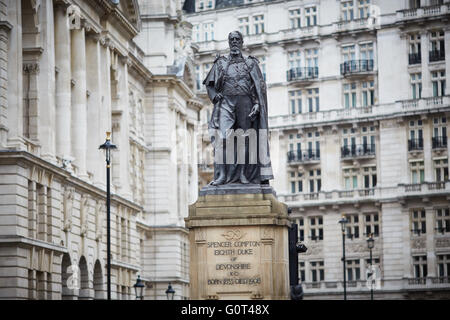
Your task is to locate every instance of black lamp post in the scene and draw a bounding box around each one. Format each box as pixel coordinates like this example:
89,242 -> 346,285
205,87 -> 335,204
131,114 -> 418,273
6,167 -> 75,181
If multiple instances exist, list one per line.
338,215 -> 348,300
367,233 -> 375,301
99,132 -> 117,300
165,283 -> 175,300
133,275 -> 145,300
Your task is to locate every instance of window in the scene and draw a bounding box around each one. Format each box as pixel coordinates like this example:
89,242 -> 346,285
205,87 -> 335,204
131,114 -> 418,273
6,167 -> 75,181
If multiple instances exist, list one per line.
195,65 -> 201,90
288,50 -> 302,79
409,120 -> 423,151
288,50 -> 302,70
345,214 -> 360,239
308,169 -> 321,192
253,15 -> 264,34
310,261 -> 324,282
344,83 -> 357,108
296,217 -> 305,241
289,170 -> 303,193
259,56 -> 267,81
346,259 -> 361,281
305,48 -> 318,69
434,159 -> 449,182
409,34 -> 421,64
436,208 -> 450,234
289,90 -> 302,114
305,6 -> 317,26
361,81 -> 375,106
360,42 -> 373,61
411,209 -> 426,235
410,73 -> 422,99
430,0 -> 444,5
344,168 -> 359,190
358,0 -> 371,18
203,22 -> 214,41
432,70 -> 446,97
299,261 -> 306,282
409,0 -> 421,9
289,9 -> 301,29
193,24 -> 200,42
429,30 -> 445,62
437,254 -> 450,277
309,216 -> 323,240
432,116 -> 447,149
410,161 -> 425,184
238,17 -> 250,36
342,45 -> 356,62
413,255 -> 427,278
197,0 -> 205,11
342,1 -> 354,21
196,0 -> 214,11
364,213 -> 379,237
307,88 -> 319,112
363,166 -> 377,188
342,127 -> 357,158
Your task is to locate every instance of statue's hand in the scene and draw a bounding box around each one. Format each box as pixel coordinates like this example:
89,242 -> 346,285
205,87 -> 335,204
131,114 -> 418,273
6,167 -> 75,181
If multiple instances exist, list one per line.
213,93 -> 223,104
248,104 -> 260,121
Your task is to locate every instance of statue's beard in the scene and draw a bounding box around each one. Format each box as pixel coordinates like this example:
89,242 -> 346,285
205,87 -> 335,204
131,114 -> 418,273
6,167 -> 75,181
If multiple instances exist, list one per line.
230,47 -> 241,55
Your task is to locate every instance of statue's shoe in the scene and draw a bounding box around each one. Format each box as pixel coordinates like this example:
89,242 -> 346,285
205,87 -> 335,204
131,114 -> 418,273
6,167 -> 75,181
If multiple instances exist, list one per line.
210,176 -> 226,186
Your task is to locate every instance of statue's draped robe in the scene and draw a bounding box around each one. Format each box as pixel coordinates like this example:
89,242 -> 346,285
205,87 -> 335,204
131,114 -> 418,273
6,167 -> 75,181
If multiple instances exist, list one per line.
203,55 -> 274,184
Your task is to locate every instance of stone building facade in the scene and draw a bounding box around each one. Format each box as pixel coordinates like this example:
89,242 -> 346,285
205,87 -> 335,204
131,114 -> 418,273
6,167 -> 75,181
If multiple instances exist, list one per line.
0,0 -> 203,299
186,0 -> 450,299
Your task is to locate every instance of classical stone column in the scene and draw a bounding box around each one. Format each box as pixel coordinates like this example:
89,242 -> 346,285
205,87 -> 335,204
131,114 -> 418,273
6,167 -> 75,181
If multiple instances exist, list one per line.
0,21 -> 12,148
423,118 -> 434,182
54,4 -> 72,163
420,30 -> 431,98
70,23 -> 87,178
425,206 -> 436,278
445,27 -> 450,95
86,32 -> 102,185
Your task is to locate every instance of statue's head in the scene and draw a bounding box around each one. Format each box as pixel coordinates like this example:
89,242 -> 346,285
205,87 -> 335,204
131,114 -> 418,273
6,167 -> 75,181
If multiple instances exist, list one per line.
228,31 -> 243,55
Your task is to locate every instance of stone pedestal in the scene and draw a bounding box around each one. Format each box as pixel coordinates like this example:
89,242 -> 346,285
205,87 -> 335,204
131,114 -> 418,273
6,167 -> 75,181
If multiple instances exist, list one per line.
185,184 -> 290,300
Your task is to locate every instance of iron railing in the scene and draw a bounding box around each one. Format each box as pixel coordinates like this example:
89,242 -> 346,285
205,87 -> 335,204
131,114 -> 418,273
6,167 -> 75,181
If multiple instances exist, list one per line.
429,49 -> 445,62
409,52 -> 421,65
287,149 -> 321,163
408,138 -> 424,151
432,136 -> 447,149
340,59 -> 374,75
287,67 -> 319,82
341,144 -> 375,158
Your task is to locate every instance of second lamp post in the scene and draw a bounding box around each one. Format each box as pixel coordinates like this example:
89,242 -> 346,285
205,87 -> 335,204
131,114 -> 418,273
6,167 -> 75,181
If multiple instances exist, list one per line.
338,215 -> 348,300
99,132 -> 117,300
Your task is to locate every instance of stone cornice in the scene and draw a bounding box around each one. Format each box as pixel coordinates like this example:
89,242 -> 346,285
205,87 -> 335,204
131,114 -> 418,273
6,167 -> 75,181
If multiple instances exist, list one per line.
127,52 -> 153,86
0,235 -> 68,254
93,0 -> 140,37
0,151 -> 143,213
150,75 -> 196,101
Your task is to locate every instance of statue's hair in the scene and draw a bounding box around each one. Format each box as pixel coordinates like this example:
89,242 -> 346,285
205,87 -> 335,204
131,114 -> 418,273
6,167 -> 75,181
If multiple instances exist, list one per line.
228,30 -> 243,42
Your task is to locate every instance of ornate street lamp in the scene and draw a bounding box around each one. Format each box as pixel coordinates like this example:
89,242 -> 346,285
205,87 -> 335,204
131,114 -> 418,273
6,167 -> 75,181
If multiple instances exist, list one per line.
99,132 -> 117,300
165,283 -> 175,300
367,233 -> 375,300
338,214 -> 349,300
134,275 -> 145,300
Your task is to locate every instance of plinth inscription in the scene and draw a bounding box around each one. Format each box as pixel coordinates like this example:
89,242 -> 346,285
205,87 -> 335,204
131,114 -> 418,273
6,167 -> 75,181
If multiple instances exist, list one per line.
206,228 -> 262,289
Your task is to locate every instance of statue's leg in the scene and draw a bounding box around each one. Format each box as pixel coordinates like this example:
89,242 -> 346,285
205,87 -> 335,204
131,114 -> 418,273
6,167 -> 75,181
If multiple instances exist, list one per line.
210,139 -> 227,186
235,95 -> 260,184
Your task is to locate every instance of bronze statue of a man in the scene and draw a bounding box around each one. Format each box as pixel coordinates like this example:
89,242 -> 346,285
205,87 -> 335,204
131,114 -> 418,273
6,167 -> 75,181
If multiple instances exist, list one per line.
203,31 -> 273,185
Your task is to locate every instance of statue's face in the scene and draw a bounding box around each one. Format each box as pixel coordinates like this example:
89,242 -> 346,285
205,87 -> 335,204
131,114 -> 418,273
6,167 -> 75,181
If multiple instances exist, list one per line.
228,32 -> 243,54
